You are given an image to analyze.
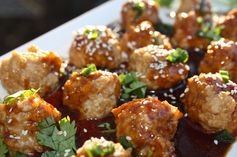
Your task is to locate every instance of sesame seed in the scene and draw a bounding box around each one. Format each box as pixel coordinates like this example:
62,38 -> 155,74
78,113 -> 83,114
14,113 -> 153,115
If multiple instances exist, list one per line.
83,128 -> 88,133
214,140 -> 219,145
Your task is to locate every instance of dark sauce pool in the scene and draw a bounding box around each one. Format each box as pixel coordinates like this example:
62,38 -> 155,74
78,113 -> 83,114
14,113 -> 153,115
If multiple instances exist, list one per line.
43,22 -> 232,157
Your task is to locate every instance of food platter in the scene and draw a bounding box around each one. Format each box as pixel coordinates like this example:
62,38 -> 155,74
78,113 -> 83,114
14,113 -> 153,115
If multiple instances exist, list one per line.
0,0 -> 237,156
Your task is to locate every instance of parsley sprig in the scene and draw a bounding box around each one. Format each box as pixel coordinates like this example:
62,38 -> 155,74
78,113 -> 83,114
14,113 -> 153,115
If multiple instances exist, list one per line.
81,64 -> 97,76
167,48 -> 189,63
0,135 -> 8,157
36,116 -> 77,157
119,72 -> 147,100
3,88 -> 39,104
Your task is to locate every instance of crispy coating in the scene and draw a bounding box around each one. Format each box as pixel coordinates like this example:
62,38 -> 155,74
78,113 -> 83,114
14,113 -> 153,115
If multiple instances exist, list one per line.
129,45 -> 189,89
112,97 -> 183,157
0,93 -> 61,155
173,11 -> 210,49
182,73 -> 237,134
121,21 -> 172,56
177,0 -> 211,15
217,9 -> 237,41
121,0 -> 159,30
74,137 -> 132,157
69,26 -> 124,70
63,70 -> 120,120
199,38 -> 237,82
0,45 -> 62,97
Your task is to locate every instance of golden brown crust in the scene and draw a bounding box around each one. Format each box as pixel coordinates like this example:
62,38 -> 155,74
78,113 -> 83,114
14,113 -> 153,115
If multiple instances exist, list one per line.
217,9 -> 237,41
0,94 -> 61,155
112,97 -> 182,157
63,70 -> 120,120
0,45 -> 62,96
121,0 -> 159,30
121,21 -> 172,57
182,73 -> 237,134
173,11 -> 209,49
199,38 -> 237,83
69,26 -> 124,69
129,45 -> 189,89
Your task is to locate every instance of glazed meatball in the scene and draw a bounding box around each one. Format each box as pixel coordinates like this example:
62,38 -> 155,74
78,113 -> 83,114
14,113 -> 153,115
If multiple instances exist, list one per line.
63,70 -> 120,120
0,45 -> 62,97
74,137 -> 132,157
199,38 -> 237,82
129,45 -> 189,89
217,9 -> 237,41
69,26 -> 124,70
182,73 -> 237,134
121,21 -> 172,56
0,90 -> 61,155
112,98 -> 183,157
121,0 -> 159,30
173,11 -> 210,49
177,0 -> 211,15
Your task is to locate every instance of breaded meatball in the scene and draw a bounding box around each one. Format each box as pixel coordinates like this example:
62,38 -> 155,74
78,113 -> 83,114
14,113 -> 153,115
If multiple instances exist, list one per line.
112,98 -> 183,157
199,38 -> 237,82
74,137 -> 132,157
0,90 -> 61,155
173,11 -> 210,49
63,70 -> 120,120
69,26 -> 124,69
129,45 -> 189,89
0,45 -> 62,97
217,9 -> 237,41
121,21 -> 172,56
121,0 -> 159,30
182,73 -> 237,134
177,0 -> 211,15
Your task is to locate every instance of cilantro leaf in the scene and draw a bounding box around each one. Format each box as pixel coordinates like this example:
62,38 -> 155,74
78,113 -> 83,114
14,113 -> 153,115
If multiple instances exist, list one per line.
3,88 -> 39,104
167,48 -> 189,63
36,116 -> 77,157
0,135 -> 8,157
81,64 -> 97,76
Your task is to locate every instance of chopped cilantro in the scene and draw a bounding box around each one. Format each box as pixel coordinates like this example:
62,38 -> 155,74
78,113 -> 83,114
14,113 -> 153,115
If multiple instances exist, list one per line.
85,144 -> 115,157
219,70 -> 230,83
81,64 -> 97,76
197,21 -> 222,41
132,2 -> 145,20
98,123 -> 116,134
155,0 -> 174,7
119,136 -> 136,156
0,135 -> 8,157
167,48 -> 189,63
84,28 -> 99,40
3,88 -> 39,104
119,72 -> 147,100
36,116 -> 77,157
214,130 -> 235,144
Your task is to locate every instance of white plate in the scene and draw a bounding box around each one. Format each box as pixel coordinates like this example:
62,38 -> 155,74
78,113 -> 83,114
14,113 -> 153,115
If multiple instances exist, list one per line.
0,0 -> 236,156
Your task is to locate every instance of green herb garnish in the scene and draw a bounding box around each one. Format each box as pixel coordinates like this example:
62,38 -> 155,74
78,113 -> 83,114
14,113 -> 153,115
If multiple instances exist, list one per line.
3,88 -> 39,104
119,136 -> 137,156
36,116 -> 77,157
98,123 -> 116,134
0,135 -> 8,157
197,21 -> 222,41
15,152 -> 27,157
155,0 -> 174,7
214,130 -> 235,144
219,70 -> 230,83
85,144 -> 115,157
81,64 -> 97,76
132,2 -> 145,20
196,16 -> 204,24
167,48 -> 189,63
85,28 -> 99,40
119,72 -> 146,100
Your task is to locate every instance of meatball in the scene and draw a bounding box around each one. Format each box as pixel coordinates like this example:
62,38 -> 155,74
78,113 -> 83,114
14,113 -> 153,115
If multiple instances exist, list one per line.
63,70 -> 120,120
121,0 -> 159,30
182,73 -> 237,134
129,45 -> 189,89
0,45 -> 62,97
112,97 -> 183,157
217,9 -> 237,41
69,26 -> 124,70
0,90 -> 61,155
173,11 -> 210,49
121,21 -> 172,56
199,38 -> 237,82
74,137 -> 132,157
177,0 -> 211,15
